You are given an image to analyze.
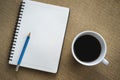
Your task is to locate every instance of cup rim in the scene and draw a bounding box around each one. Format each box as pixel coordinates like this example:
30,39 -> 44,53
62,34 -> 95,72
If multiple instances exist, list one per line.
71,30 -> 107,66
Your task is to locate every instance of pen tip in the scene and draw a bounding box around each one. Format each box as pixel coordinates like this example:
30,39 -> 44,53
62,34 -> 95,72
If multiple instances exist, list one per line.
16,65 -> 20,71
28,32 -> 31,36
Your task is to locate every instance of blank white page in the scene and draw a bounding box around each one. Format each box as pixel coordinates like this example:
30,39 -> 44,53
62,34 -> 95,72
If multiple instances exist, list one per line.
9,0 -> 69,73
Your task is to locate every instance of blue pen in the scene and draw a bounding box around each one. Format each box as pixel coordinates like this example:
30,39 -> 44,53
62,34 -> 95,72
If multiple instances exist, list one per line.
16,32 -> 31,71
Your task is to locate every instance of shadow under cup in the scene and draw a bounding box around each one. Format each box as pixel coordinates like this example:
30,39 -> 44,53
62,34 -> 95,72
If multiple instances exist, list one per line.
71,31 -> 107,66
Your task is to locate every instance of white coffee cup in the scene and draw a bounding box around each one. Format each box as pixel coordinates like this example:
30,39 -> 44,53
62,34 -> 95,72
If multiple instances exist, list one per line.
71,31 -> 109,66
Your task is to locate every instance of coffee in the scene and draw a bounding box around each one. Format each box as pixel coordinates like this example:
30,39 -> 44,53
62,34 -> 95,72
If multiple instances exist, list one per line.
73,35 -> 101,62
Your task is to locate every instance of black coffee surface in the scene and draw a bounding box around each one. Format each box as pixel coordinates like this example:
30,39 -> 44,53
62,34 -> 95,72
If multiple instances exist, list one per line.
74,35 -> 101,62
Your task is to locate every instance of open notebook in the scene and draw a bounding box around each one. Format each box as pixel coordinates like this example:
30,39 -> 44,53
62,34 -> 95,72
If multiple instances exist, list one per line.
9,0 -> 69,73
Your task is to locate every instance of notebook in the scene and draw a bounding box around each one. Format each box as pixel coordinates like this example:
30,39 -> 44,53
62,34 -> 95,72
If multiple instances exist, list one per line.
9,0 -> 69,73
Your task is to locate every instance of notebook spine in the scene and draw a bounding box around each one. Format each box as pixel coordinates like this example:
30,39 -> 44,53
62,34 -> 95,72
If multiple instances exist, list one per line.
9,1 -> 26,62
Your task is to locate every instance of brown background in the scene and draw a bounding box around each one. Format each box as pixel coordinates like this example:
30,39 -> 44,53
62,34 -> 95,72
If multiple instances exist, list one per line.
0,0 -> 120,80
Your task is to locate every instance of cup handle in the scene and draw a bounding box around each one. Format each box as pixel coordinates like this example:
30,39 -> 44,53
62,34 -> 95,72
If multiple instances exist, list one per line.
102,58 -> 109,65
